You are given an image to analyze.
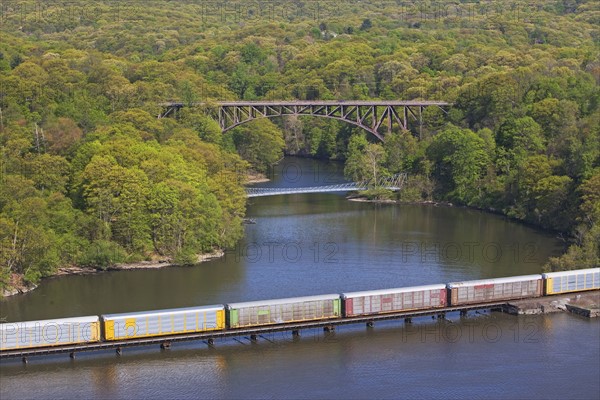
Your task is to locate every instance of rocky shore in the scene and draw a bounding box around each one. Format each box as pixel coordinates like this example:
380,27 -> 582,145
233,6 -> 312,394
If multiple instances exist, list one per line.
1,249 -> 225,298
346,195 -> 453,207
246,171 -> 270,184
503,291 -> 600,317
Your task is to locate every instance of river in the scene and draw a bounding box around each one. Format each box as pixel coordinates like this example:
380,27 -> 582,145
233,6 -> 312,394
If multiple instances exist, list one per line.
1,157 -> 598,399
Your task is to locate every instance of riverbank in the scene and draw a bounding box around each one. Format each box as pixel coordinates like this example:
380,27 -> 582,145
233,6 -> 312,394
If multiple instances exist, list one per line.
346,192 -> 568,240
1,169 -> 268,298
503,290 -> 600,317
1,249 -> 225,298
246,171 -> 270,184
347,196 -> 453,208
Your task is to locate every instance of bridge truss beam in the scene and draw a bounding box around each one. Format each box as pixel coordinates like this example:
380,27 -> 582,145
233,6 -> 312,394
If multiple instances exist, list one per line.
160,101 -> 450,141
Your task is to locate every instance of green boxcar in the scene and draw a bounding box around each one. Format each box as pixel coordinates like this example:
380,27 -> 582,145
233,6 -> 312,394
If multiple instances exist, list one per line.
226,294 -> 342,329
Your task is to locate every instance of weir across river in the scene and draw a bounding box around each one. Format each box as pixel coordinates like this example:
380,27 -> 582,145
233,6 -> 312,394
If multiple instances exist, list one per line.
246,173 -> 407,197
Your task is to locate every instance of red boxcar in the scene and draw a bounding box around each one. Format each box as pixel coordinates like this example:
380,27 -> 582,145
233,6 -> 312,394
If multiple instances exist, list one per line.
447,275 -> 543,306
342,284 -> 447,317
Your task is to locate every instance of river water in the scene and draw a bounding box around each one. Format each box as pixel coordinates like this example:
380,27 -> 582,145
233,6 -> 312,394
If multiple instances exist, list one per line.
1,157 -> 598,399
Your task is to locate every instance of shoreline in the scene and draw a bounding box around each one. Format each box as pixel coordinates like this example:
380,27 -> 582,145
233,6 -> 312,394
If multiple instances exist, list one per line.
346,196 -> 453,207
1,249 -> 225,298
2,169 -> 272,298
2,188 -> 566,299
246,171 -> 270,184
346,193 -> 566,240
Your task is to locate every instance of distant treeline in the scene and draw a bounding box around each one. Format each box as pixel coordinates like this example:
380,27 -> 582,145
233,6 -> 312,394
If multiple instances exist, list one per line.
1,0 -> 598,289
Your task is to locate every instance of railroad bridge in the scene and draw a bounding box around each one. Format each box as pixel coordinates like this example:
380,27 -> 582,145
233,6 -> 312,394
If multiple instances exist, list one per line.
159,101 -> 451,141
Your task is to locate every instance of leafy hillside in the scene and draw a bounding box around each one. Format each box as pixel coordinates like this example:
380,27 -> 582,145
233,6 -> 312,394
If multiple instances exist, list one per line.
1,1 -> 599,289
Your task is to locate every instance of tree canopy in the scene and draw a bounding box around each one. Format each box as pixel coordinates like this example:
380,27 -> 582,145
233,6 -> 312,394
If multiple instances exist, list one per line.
1,0 -> 599,289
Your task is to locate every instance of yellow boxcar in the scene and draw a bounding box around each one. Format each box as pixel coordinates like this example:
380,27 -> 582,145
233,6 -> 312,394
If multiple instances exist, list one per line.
102,305 -> 225,341
542,268 -> 600,295
0,316 -> 100,351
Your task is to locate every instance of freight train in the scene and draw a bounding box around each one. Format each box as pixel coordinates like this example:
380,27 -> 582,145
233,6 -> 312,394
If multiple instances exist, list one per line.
1,268 -> 598,351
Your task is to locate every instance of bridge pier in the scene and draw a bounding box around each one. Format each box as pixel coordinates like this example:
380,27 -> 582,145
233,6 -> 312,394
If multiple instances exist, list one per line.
250,334 -> 257,342
323,325 -> 335,332
404,317 -> 412,324
292,330 -> 300,337
460,309 -> 468,317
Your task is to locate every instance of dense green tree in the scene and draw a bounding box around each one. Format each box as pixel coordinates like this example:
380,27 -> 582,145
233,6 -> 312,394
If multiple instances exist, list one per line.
384,130 -> 420,174
427,126 -> 490,204
227,119 -> 285,173
344,133 -> 369,182
180,110 -> 223,145
2,0 -> 600,291
578,173 -> 600,226
495,116 -> 546,177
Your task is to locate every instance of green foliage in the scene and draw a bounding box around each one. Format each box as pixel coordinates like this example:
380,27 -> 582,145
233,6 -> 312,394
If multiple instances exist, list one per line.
427,125 -> 490,204
1,0 -> 599,288
181,111 -> 223,145
578,173 -> 600,225
0,117 -> 248,289
78,240 -> 127,270
227,119 -> 285,173
384,131 -> 421,174
495,117 -> 545,173
359,188 -> 393,201
344,133 -> 370,182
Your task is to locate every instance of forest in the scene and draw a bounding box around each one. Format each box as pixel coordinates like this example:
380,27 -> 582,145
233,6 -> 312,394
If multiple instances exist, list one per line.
0,0 -> 598,291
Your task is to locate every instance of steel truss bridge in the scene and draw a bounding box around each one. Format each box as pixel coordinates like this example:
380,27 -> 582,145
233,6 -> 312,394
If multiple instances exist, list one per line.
160,101 -> 450,140
246,173 -> 407,198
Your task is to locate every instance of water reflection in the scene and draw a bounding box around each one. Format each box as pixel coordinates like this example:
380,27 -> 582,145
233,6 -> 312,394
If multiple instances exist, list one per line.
0,157 -> 564,323
1,313 -> 598,399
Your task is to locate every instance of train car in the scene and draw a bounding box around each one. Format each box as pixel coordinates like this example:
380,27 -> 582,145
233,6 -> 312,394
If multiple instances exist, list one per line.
226,294 -> 341,329
447,275 -> 543,306
542,268 -> 600,295
102,305 -> 225,341
0,316 -> 100,351
341,284 -> 447,317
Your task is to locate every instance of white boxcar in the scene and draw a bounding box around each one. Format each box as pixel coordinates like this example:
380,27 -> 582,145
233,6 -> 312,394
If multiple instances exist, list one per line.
226,294 -> 342,329
448,275 -> 543,306
342,284 -> 447,317
542,268 -> 600,295
0,316 -> 101,351
102,305 -> 225,341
